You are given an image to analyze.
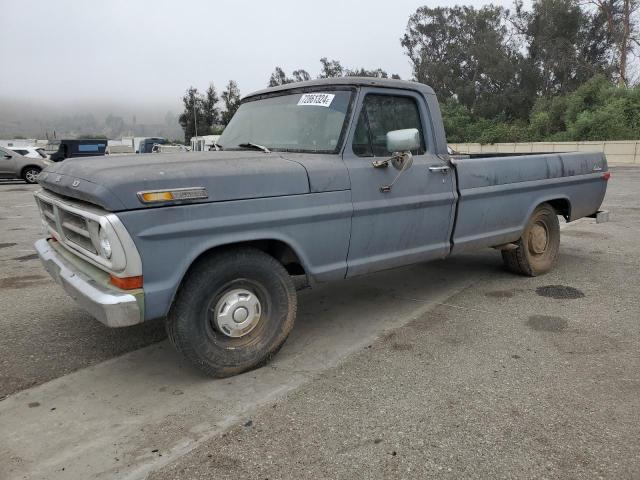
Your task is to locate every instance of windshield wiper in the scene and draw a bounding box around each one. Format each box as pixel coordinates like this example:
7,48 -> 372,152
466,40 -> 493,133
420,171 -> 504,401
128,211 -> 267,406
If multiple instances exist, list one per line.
237,142 -> 271,153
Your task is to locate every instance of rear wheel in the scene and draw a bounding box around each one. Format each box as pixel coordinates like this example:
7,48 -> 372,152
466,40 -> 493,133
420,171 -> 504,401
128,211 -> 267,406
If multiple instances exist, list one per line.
502,203 -> 560,276
22,167 -> 41,184
166,247 -> 297,377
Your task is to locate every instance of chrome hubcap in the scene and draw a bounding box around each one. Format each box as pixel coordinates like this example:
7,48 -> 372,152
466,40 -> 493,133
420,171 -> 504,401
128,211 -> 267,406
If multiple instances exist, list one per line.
212,288 -> 261,338
529,222 -> 548,255
26,170 -> 37,182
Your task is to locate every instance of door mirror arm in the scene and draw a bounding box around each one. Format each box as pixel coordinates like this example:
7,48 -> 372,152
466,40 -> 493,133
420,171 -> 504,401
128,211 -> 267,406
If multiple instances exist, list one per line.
377,151 -> 414,193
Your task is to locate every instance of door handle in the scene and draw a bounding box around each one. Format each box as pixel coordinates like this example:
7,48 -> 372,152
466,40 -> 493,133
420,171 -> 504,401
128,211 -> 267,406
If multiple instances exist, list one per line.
428,165 -> 450,174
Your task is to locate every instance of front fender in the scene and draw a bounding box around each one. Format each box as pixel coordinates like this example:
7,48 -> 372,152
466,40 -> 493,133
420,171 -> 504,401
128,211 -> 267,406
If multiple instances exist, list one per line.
117,191 -> 352,320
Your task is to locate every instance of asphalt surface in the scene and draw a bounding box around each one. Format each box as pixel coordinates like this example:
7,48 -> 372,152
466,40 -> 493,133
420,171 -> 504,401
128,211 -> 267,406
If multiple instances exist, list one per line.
150,166 -> 640,480
0,167 -> 639,479
0,180 -> 165,398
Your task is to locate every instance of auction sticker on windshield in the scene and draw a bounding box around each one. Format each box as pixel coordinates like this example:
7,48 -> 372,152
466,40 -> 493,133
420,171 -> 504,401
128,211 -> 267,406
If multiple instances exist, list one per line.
297,93 -> 335,107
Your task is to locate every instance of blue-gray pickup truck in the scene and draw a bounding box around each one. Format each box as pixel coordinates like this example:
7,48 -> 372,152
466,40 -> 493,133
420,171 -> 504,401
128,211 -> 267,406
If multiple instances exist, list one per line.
33,78 -> 609,377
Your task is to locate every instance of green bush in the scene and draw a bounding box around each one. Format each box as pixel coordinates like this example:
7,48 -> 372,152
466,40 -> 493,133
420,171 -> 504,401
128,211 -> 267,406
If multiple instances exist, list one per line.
441,76 -> 640,144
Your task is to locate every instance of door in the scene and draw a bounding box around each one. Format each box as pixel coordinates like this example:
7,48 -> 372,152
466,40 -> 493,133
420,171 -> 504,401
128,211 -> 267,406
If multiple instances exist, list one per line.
0,147 -> 17,178
344,88 -> 456,277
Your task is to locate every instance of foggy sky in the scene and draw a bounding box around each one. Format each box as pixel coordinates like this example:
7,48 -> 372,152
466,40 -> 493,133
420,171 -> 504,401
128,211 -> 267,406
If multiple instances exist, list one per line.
1,0 -> 509,111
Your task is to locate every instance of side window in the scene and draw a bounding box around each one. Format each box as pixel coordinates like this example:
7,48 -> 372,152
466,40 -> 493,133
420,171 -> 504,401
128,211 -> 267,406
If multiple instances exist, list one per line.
352,110 -> 373,157
352,94 -> 426,157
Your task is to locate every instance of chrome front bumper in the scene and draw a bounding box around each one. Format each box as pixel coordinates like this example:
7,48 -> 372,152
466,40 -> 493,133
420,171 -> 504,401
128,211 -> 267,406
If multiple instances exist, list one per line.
35,238 -> 143,327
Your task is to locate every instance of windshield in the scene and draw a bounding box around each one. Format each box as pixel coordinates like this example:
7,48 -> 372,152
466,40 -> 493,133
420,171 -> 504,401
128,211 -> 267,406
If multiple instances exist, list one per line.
218,90 -> 353,153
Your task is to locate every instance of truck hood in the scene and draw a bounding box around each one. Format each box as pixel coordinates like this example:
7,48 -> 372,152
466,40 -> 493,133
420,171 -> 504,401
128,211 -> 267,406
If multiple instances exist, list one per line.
37,151 -> 311,211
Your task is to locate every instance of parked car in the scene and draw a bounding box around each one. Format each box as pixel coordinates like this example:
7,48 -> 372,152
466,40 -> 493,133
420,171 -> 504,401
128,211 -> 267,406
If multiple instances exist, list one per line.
33,78 -> 609,377
0,145 -> 51,184
49,139 -> 107,162
8,146 -> 48,159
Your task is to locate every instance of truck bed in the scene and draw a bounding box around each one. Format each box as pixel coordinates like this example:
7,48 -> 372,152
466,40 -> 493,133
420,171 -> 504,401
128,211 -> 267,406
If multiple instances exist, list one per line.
450,151 -> 608,253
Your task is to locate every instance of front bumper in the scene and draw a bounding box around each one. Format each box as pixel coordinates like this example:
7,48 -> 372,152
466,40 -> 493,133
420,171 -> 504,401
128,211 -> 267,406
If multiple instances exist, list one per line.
35,238 -> 143,327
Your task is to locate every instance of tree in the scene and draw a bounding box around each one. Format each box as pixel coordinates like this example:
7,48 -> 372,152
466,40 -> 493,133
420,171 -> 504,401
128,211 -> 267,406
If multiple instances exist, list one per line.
105,114 -> 125,137
402,5 -> 531,120
318,58 -> 344,78
268,67 -> 294,87
514,0 -> 614,96
292,69 -> 311,82
178,87 -> 209,143
345,67 -> 400,78
585,0 -> 639,85
203,83 -> 220,129
221,80 -> 242,125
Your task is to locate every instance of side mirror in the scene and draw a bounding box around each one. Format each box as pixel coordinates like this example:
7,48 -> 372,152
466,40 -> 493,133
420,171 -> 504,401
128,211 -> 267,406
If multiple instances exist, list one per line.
386,128 -> 420,153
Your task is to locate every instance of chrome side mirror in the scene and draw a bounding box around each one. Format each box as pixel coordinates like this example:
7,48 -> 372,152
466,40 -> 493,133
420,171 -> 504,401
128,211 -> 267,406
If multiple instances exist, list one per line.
386,128 -> 420,153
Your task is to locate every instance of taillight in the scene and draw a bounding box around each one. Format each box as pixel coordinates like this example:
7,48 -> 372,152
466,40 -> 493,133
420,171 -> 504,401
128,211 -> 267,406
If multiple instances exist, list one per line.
602,172 -> 611,181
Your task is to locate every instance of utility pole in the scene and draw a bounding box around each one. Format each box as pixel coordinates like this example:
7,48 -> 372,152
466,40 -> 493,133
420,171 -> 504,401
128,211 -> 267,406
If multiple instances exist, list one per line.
193,100 -> 198,150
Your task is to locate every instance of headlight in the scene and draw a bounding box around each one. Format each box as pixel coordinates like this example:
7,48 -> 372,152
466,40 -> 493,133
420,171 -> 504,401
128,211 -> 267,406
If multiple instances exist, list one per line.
98,227 -> 112,259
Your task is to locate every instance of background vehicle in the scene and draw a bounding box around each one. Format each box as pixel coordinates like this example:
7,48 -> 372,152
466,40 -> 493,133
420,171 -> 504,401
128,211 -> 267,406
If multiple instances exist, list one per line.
138,137 -> 166,153
0,145 -> 50,183
8,146 -> 48,159
33,78 -> 609,377
49,139 -> 107,162
151,143 -> 189,153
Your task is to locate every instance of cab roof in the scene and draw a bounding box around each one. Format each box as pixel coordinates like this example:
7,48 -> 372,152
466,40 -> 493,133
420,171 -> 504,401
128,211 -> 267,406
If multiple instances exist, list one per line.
243,77 -> 435,101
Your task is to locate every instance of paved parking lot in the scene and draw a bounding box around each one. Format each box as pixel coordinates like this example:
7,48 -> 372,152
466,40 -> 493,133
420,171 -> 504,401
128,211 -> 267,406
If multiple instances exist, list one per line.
1,167 -> 639,479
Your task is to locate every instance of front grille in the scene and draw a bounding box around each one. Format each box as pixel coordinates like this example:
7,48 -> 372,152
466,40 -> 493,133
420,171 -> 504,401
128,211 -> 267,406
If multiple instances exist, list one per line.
59,210 -> 97,253
36,193 -> 99,256
37,198 -> 57,231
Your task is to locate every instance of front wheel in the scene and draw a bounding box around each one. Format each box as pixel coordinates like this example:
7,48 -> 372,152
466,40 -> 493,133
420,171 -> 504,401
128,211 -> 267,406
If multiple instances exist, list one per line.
22,167 -> 41,184
166,247 -> 297,377
502,203 -> 560,276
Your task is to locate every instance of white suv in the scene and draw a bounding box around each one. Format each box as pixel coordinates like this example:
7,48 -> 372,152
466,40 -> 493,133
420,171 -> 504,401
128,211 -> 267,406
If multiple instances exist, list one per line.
8,146 -> 48,159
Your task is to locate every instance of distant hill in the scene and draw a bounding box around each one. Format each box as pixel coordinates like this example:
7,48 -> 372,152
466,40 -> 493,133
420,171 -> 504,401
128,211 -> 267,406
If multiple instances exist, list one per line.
0,98 -> 183,141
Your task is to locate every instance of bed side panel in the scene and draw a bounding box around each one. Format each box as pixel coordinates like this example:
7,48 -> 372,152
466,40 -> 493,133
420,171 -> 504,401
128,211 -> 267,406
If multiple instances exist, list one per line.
452,152 -> 607,254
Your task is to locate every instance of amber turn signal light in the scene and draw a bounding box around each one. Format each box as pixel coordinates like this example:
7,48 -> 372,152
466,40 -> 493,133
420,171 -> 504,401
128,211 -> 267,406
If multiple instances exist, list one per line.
110,275 -> 143,290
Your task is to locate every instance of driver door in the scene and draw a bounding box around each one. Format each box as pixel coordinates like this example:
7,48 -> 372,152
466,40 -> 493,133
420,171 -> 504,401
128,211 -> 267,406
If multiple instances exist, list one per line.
343,88 -> 456,277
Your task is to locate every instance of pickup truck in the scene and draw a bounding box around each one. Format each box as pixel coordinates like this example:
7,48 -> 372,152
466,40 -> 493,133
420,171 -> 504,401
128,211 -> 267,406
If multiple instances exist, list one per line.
33,78 -> 609,377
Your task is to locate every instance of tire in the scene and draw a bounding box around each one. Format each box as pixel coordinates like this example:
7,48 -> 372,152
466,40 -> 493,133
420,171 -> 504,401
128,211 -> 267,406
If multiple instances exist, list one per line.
502,203 -> 560,276
22,167 -> 41,184
166,247 -> 297,378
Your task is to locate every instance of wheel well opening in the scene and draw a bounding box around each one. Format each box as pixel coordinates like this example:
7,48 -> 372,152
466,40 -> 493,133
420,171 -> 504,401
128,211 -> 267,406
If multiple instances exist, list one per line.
546,199 -> 571,221
244,239 -> 306,276
192,240 -> 306,277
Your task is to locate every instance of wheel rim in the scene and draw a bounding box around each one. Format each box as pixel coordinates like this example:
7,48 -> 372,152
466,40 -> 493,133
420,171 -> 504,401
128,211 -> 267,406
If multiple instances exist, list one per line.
528,221 -> 549,255
25,170 -> 38,183
211,288 -> 262,338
